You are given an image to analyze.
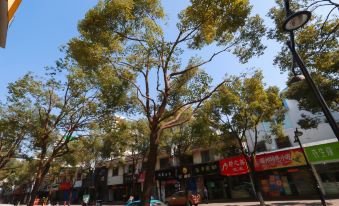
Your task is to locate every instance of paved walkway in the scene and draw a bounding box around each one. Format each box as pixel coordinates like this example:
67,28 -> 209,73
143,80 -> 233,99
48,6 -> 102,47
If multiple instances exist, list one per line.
198,199 -> 339,206
1,199 -> 339,206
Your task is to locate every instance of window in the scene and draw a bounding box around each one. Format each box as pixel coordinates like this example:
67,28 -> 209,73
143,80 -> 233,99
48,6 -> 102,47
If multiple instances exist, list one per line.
201,150 -> 210,163
141,162 -> 147,171
180,155 -> 193,165
275,137 -> 291,149
112,167 -> 119,176
256,141 -> 266,152
128,164 -> 134,174
160,157 -> 170,169
283,114 -> 293,129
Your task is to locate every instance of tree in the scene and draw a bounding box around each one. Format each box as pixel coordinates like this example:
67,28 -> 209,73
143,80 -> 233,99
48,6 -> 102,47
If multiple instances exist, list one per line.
198,71 -> 285,206
67,0 -> 266,203
160,118 -> 220,166
0,104 -> 30,170
4,66 -> 125,206
267,0 -> 338,128
0,159 -> 36,203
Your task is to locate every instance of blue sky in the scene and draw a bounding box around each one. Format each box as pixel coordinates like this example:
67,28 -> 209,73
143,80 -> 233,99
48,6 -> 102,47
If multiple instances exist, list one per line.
0,0 -> 284,101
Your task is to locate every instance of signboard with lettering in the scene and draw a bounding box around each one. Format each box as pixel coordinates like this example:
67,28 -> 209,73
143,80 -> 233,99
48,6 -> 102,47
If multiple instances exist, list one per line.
255,148 -> 306,171
59,182 -> 71,191
219,156 -> 249,176
192,161 -> 219,176
178,166 -> 192,179
123,174 -> 138,184
305,142 -> 339,163
155,168 -> 177,180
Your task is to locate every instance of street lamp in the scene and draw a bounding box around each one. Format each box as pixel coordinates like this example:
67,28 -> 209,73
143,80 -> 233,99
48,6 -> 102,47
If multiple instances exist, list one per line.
283,10 -> 311,32
283,0 -> 339,140
294,128 -> 327,206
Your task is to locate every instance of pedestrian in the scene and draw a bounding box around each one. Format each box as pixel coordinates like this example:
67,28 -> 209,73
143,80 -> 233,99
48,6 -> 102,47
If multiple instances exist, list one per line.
127,195 -> 134,203
203,186 -> 208,204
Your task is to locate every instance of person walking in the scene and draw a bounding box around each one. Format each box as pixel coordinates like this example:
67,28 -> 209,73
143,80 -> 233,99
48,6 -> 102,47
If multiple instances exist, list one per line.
203,186 -> 208,204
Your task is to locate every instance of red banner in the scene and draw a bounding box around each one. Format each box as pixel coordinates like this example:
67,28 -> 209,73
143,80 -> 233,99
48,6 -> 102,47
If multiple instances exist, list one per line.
220,155 -> 249,176
255,148 -> 306,171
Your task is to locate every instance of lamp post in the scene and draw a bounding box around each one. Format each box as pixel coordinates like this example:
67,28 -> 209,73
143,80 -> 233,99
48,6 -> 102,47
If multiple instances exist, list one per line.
283,0 -> 339,140
294,128 -> 327,206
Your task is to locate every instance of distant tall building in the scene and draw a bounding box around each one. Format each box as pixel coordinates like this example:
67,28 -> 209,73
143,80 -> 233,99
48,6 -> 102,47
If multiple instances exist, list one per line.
0,0 -> 22,48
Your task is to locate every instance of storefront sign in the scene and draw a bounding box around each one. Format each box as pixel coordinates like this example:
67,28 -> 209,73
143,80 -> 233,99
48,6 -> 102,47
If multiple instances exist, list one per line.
305,142 -> 339,163
59,182 -> 71,190
138,171 -> 145,183
192,161 -> 219,176
123,174 -> 138,184
178,166 -> 192,179
155,168 -> 177,180
255,148 -> 306,171
219,156 -> 249,176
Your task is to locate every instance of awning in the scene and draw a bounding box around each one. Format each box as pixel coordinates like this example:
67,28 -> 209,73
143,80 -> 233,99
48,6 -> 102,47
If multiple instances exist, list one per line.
0,0 -> 22,48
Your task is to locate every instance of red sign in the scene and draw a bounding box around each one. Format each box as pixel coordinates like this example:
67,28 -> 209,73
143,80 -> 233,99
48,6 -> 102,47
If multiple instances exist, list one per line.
59,182 -> 71,190
219,155 -> 249,176
138,171 -> 145,183
254,148 -> 306,171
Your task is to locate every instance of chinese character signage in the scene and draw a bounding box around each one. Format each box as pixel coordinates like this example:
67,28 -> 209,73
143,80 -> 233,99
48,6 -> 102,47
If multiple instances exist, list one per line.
220,156 -> 249,176
123,174 -> 138,184
305,142 -> 339,163
155,168 -> 177,180
255,148 -> 306,171
178,166 -> 192,179
192,161 -> 219,176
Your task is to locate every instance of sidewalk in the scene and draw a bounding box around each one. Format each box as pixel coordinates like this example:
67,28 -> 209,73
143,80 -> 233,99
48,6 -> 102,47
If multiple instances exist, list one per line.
1,199 -> 339,206
198,199 -> 339,206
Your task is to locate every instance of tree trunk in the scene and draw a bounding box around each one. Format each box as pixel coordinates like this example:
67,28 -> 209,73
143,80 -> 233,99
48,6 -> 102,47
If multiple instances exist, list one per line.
141,131 -> 159,206
132,157 -> 136,197
27,163 -> 51,206
247,158 -> 265,206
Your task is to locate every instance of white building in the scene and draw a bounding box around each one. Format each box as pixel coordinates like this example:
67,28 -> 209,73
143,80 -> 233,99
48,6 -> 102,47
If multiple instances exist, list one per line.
246,99 -> 338,152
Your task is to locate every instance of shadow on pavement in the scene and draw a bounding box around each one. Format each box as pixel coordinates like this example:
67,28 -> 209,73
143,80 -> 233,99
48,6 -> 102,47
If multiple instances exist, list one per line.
271,202 -> 333,206
222,202 -> 333,206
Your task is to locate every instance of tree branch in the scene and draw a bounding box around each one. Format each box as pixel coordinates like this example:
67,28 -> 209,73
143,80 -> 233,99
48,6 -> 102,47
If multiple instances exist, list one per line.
169,42 -> 238,78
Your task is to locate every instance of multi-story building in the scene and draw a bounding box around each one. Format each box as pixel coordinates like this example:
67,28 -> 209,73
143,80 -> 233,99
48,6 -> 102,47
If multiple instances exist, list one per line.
106,155 -> 145,203
245,99 -> 339,199
5,99 -> 336,204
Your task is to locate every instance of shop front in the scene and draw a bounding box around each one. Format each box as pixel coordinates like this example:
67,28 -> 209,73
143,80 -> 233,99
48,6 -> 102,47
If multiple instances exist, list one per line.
94,167 -> 108,202
71,180 -> 83,204
123,173 -> 142,200
109,184 -> 125,202
178,165 -> 196,194
305,141 -> 339,196
155,167 -> 179,201
107,172 -> 123,202
219,155 -> 254,199
255,148 -> 317,198
58,182 -> 72,203
192,161 -> 223,200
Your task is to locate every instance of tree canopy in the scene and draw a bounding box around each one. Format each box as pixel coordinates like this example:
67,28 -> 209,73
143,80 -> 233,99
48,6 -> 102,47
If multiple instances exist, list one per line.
67,0 -> 268,202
